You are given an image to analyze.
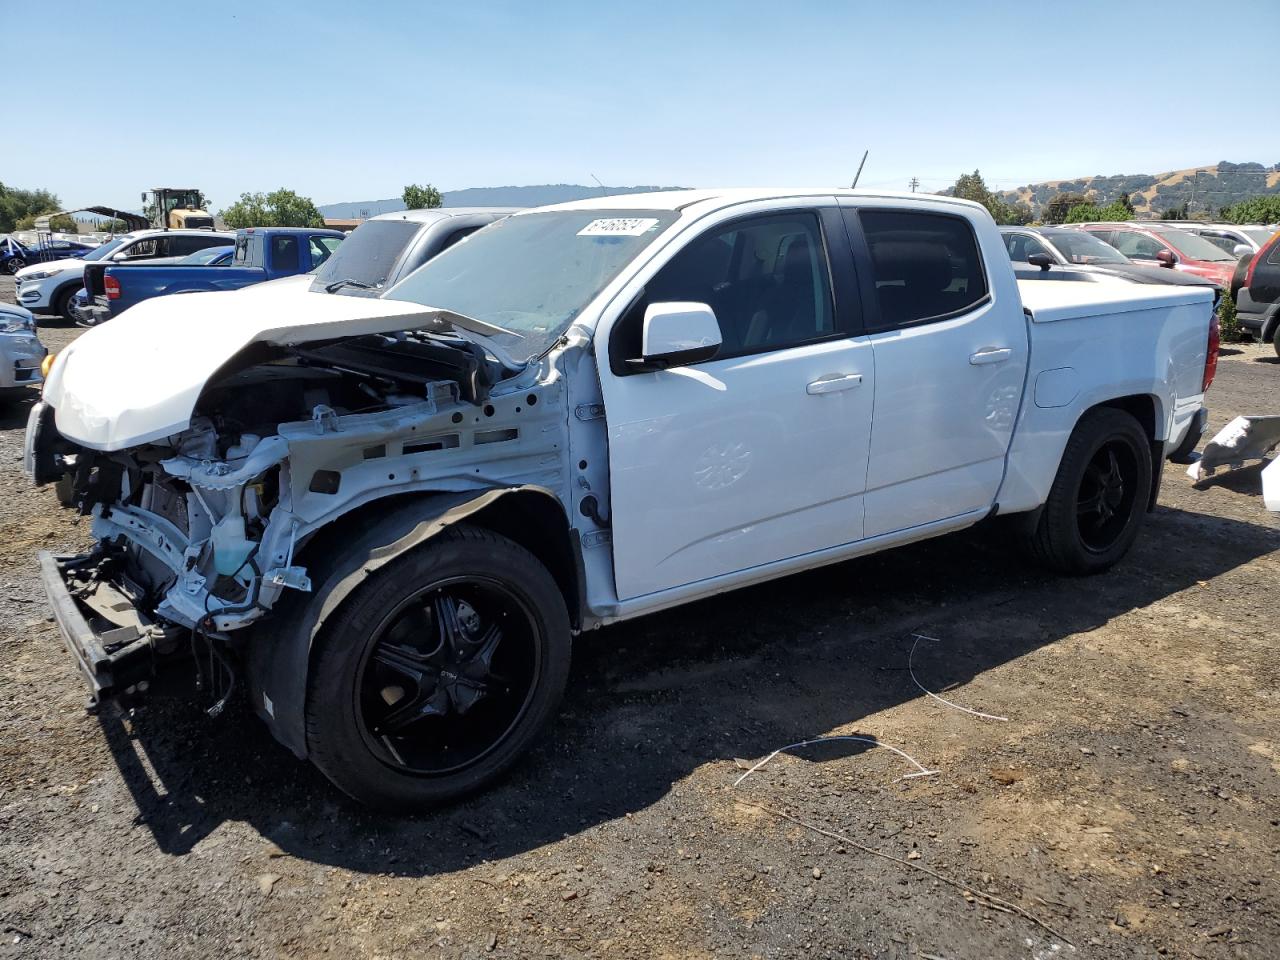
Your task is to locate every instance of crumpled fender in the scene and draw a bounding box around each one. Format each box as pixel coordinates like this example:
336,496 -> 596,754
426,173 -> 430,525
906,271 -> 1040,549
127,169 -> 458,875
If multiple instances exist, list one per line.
244,486 -> 548,758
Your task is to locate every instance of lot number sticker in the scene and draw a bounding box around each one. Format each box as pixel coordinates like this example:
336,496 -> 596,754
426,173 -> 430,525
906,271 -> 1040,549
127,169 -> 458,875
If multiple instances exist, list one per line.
577,218 -> 660,237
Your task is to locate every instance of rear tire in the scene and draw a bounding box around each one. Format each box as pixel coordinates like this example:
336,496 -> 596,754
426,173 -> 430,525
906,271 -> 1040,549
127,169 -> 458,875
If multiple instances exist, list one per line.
1023,408 -> 1152,575
305,525 -> 571,811
5,258 -> 23,275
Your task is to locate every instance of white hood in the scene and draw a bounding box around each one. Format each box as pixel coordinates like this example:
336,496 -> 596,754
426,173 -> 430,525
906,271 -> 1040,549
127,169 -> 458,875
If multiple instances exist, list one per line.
43,285 -> 503,451
17,257 -> 85,279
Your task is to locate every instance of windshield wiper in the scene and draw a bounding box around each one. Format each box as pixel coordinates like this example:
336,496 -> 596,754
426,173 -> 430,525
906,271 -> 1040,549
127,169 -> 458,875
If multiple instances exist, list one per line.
324,277 -> 374,293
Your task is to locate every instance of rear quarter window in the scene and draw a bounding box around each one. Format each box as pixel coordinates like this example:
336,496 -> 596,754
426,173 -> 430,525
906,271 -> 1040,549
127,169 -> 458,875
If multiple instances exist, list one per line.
854,209 -> 989,329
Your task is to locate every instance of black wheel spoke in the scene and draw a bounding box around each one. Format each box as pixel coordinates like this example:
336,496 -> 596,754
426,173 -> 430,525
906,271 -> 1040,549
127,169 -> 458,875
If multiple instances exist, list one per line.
358,578 -> 540,775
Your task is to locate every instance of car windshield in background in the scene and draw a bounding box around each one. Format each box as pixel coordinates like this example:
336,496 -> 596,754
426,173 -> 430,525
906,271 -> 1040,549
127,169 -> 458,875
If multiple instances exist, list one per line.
1153,228 -> 1234,262
1043,229 -> 1130,264
1242,228 -> 1277,247
384,210 -> 678,358
178,245 -> 234,265
311,220 -> 420,294
81,236 -> 131,261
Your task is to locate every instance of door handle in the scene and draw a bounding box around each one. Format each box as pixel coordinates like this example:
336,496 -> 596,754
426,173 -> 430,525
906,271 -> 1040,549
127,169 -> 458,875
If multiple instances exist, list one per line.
806,373 -> 863,395
969,347 -> 1012,365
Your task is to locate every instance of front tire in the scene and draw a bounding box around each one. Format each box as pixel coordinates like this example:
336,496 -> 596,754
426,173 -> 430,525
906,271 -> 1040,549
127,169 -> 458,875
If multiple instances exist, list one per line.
5,258 -> 23,275
305,525 -> 571,811
53,286 -> 78,323
1024,408 -> 1152,575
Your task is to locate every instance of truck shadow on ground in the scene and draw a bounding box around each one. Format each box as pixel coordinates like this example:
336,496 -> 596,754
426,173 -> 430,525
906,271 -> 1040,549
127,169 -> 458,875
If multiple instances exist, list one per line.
96,502 -> 1279,873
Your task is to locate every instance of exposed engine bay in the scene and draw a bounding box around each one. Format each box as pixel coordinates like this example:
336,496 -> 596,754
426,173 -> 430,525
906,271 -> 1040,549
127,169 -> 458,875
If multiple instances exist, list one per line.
33,327 -> 563,688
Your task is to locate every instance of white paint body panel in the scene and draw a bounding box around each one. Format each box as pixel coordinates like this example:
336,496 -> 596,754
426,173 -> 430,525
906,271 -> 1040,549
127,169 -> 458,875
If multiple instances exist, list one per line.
42,285 -> 476,451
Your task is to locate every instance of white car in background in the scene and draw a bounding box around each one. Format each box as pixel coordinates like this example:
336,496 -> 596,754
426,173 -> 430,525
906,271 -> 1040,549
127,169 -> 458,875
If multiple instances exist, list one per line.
13,229 -> 233,321
0,302 -> 47,397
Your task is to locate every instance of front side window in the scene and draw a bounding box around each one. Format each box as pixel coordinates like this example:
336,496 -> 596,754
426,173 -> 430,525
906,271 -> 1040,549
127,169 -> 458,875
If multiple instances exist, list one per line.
1003,232 -> 1051,262
624,211 -> 836,361
856,209 -> 989,328
1107,230 -> 1166,260
309,235 -> 341,269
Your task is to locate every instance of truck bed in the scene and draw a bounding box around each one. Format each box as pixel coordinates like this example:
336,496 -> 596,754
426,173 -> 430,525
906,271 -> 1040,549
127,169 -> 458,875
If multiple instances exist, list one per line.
1016,277 -> 1215,324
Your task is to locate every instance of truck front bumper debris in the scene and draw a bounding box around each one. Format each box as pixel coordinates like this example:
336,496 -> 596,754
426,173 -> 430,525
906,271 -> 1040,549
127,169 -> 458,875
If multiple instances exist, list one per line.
38,551 -> 160,706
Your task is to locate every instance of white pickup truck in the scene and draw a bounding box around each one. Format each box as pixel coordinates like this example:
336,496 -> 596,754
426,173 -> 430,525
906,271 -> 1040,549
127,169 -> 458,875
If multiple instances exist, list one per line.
26,189 -> 1218,810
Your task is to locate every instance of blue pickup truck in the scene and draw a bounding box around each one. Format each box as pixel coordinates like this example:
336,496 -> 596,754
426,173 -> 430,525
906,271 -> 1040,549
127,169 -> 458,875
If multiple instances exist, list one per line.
78,226 -> 345,324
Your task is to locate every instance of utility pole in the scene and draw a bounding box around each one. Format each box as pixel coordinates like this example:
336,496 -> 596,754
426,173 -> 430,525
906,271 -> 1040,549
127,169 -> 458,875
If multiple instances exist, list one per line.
590,174 -> 606,197
909,177 -> 920,193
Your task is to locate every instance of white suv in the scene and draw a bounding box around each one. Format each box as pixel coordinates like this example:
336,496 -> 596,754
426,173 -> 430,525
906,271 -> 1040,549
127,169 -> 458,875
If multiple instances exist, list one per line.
14,229 -> 233,321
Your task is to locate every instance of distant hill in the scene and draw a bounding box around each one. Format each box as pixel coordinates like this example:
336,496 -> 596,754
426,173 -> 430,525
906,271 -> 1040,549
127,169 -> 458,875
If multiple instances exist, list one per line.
318,184 -> 689,219
997,161 -> 1280,218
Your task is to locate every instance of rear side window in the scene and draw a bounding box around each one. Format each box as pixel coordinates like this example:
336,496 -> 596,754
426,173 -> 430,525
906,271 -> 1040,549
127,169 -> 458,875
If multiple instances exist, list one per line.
855,210 -> 989,328
1108,230 -> 1165,260
272,236 -> 300,272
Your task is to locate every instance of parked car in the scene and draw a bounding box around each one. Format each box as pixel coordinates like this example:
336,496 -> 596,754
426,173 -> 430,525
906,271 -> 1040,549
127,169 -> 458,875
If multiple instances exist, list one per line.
77,227 -> 343,325
0,302 -> 47,398
1,236 -> 95,275
1000,226 -> 1218,288
1236,230 -> 1280,355
1078,223 -> 1237,288
27,189 -> 1217,809
1154,223 -> 1276,257
310,207 -> 515,296
14,229 -> 234,321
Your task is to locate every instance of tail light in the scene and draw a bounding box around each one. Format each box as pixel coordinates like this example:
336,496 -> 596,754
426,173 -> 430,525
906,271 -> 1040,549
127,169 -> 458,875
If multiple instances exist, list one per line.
1201,310 -> 1219,393
104,275 -> 120,300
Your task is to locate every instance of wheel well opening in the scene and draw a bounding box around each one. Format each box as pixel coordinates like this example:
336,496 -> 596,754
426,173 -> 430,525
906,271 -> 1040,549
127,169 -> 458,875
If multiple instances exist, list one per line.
1097,394 -> 1156,441
295,490 -> 583,631
463,492 -> 582,631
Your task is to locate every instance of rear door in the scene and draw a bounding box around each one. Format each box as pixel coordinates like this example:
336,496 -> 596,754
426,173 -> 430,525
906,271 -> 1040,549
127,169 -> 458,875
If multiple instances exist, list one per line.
598,202 -> 875,600
840,203 -> 1029,538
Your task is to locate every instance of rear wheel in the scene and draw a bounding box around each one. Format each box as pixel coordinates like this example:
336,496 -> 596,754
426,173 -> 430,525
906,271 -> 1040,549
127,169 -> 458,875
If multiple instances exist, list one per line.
1023,408 -> 1152,575
305,525 -> 571,811
4,257 -> 23,275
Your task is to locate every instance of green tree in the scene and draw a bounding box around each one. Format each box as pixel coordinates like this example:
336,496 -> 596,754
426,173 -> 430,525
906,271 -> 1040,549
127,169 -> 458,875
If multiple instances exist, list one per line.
0,182 -> 62,233
1159,202 -> 1189,221
1043,192 -> 1091,223
1220,195 -> 1280,225
1063,199 -> 1132,224
1118,192 -> 1135,215
219,189 -> 324,228
947,170 -> 1029,225
402,183 -> 443,210
95,218 -> 130,233
1217,290 -> 1241,343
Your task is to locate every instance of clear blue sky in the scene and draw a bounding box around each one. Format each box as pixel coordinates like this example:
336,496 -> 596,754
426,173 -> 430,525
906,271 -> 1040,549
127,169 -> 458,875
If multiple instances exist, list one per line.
5,0 -> 1277,211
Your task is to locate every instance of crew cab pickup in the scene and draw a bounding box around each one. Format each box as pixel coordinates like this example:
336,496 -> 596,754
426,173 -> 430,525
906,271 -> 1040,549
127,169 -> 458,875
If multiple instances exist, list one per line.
26,189 -> 1218,810
79,227 -> 345,324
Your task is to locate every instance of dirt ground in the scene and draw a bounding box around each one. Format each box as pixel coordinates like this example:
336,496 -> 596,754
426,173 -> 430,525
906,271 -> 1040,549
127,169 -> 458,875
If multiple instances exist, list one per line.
0,274 -> 1276,959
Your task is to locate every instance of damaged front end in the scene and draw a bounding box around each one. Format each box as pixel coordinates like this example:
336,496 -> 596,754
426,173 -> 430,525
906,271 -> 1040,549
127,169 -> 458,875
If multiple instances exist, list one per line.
30,302 -> 566,709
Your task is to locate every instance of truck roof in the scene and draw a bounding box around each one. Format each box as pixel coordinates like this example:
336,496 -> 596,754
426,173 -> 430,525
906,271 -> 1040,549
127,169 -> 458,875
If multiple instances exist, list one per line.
368,207 -> 519,224
529,188 -> 986,215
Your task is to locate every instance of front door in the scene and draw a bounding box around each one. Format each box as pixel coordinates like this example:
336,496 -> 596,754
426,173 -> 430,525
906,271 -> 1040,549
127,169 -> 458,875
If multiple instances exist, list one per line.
598,207 -> 874,601
841,203 -> 1030,538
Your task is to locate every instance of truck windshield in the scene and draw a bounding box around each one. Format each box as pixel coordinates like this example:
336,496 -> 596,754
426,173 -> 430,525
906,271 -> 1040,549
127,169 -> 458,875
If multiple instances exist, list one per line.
1042,229 -> 1129,264
312,220 -> 419,294
384,210 -> 677,357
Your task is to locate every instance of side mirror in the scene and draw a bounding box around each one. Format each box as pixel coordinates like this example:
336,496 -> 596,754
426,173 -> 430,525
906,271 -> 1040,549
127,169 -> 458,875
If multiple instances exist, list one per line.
1026,252 -> 1054,271
1155,249 -> 1177,267
1233,243 -> 1251,257
633,302 -> 722,371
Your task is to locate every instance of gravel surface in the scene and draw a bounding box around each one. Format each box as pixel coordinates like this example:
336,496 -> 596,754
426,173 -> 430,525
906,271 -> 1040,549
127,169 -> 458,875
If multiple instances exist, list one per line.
1,275 -> 1277,959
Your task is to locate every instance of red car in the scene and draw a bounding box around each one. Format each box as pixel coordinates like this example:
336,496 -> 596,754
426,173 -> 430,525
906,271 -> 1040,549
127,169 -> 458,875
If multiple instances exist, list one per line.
1079,223 -> 1237,288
